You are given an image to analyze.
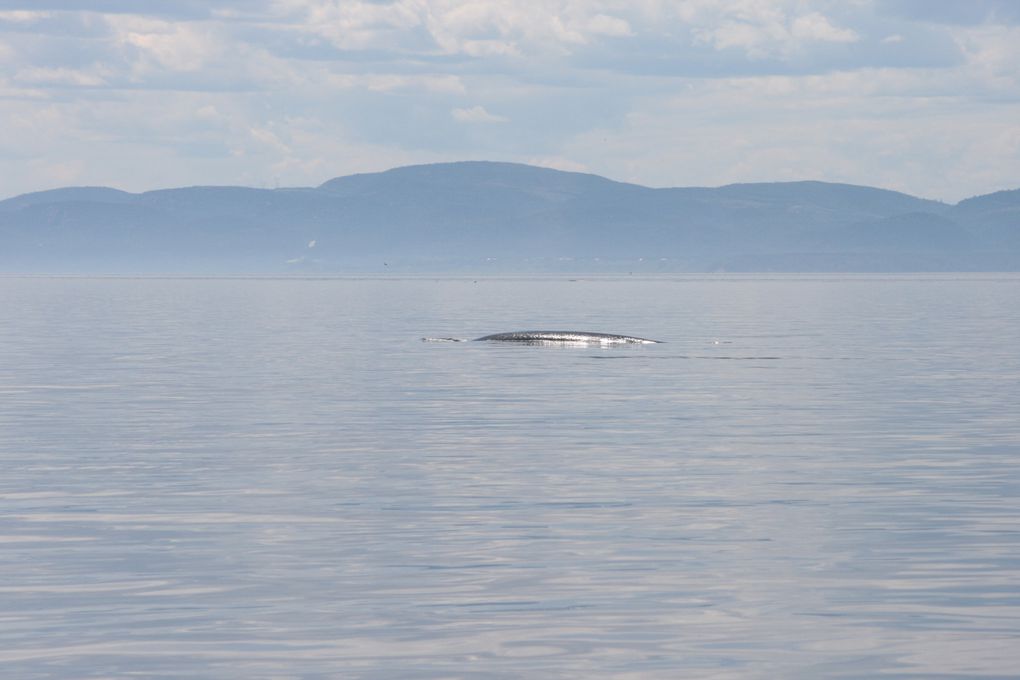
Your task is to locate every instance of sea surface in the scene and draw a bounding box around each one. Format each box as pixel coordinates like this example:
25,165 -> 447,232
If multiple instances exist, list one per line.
1,274 -> 1018,679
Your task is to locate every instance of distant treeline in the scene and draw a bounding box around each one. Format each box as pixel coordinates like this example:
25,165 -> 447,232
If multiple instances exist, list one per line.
2,161 -> 1018,273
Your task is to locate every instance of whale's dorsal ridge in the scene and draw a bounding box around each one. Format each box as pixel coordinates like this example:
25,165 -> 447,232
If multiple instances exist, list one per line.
473,331 -> 661,344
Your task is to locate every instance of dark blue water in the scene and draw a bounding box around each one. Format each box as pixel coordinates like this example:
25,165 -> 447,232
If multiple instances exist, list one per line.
1,275 -> 1018,678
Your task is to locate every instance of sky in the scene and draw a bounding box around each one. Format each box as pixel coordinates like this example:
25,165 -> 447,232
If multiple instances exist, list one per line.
1,0 -> 1019,202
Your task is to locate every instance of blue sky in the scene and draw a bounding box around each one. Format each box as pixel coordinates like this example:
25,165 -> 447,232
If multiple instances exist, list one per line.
2,0 -> 1018,201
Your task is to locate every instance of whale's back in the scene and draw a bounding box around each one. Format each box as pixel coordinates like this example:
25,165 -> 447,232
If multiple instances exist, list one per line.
473,331 -> 661,345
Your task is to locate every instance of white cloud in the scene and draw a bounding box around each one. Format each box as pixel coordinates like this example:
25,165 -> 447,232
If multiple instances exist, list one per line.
0,10 -> 52,23
14,66 -> 107,86
276,1 -> 640,58
586,14 -> 633,37
0,0 -> 1018,201
248,126 -> 290,154
694,5 -> 858,57
954,24 -> 1020,91
790,12 -> 859,43
109,16 -> 222,73
527,156 -> 589,173
451,105 -> 508,123
557,69 -> 1020,201
279,0 -> 423,51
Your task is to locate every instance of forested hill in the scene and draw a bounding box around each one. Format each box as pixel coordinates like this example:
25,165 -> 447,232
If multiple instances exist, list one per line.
2,161 -> 1017,272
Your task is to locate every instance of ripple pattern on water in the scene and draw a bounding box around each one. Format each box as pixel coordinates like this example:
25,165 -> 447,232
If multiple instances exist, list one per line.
0,275 -> 1018,679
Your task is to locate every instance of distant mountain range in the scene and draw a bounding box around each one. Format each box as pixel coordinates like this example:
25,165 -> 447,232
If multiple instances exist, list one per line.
2,161 -> 1018,272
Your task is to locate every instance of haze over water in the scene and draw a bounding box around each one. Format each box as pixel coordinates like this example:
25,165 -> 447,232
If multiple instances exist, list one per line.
1,274 -> 1018,678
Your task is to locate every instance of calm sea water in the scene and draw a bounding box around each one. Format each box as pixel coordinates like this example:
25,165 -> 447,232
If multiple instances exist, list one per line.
1,275 -> 1018,679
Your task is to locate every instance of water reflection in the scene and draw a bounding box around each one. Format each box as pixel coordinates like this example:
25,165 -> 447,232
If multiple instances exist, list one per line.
0,275 -> 1018,678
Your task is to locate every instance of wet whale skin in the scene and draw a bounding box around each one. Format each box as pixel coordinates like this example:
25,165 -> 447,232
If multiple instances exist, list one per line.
473,331 -> 661,344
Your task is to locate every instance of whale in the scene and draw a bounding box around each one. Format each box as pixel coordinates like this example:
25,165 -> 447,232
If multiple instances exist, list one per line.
473,331 -> 661,345
422,331 -> 662,344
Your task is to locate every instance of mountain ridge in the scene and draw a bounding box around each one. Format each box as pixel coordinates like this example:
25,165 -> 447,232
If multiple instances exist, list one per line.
2,161 -> 1017,273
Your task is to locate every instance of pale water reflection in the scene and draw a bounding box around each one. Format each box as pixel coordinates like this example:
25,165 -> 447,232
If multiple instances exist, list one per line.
0,275 -> 1018,678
